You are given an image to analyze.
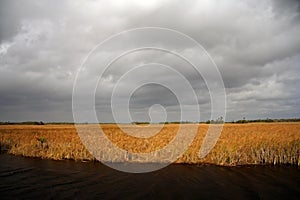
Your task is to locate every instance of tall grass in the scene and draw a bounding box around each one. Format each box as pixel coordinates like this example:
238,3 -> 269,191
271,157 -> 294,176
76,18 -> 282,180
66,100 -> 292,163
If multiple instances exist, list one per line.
0,123 -> 299,166
0,125 -> 93,161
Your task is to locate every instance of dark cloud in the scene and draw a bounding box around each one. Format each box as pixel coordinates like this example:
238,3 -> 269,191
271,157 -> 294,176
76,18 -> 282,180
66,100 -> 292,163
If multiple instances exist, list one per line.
0,0 -> 299,122
271,0 -> 300,19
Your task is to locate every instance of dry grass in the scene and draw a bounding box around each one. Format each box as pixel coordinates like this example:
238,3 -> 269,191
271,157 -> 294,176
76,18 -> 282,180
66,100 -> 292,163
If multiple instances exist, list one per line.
0,125 -> 93,161
0,123 -> 299,166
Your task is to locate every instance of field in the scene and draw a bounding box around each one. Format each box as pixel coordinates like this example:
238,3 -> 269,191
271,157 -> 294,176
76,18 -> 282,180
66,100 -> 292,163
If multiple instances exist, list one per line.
0,123 -> 299,166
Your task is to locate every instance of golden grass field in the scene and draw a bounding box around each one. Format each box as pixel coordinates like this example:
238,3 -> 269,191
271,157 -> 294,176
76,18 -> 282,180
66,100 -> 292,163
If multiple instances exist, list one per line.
0,123 -> 299,166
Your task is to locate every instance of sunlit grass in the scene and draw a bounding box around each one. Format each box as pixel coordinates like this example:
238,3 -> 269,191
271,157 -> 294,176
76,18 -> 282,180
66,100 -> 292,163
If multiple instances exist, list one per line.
0,123 -> 299,166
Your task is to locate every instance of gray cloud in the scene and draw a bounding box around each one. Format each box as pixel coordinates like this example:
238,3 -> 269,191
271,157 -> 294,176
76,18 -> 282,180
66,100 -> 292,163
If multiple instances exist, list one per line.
0,0 -> 299,122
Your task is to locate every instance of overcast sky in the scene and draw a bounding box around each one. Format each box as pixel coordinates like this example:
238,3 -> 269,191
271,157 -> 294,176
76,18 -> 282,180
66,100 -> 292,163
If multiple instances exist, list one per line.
0,0 -> 300,122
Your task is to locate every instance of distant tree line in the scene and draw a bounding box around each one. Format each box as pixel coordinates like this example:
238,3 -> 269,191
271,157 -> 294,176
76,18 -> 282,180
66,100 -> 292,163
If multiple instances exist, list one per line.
0,121 -> 45,125
1,118 -> 300,125
205,116 -> 224,124
0,121 -> 75,125
132,121 -> 150,125
160,121 -> 198,124
231,118 -> 300,123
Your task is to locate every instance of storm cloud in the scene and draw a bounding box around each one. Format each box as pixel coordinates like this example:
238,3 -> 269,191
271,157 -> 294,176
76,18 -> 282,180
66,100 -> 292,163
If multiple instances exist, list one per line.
0,0 -> 299,122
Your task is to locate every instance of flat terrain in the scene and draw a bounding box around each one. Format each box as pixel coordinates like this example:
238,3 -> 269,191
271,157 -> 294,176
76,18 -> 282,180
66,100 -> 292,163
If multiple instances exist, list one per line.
0,123 -> 299,165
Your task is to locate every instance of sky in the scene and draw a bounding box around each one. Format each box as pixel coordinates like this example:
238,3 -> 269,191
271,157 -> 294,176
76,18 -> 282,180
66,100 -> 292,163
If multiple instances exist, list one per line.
0,0 -> 300,123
